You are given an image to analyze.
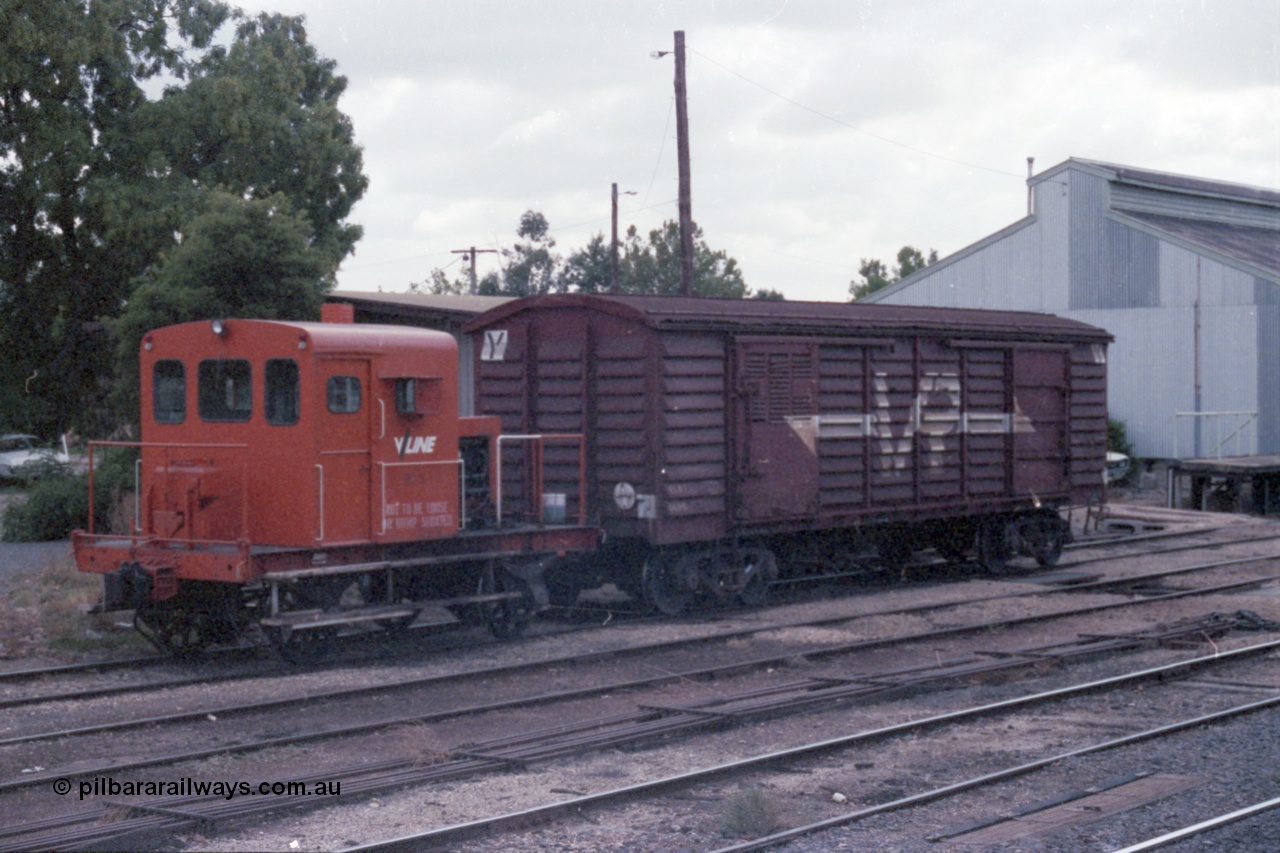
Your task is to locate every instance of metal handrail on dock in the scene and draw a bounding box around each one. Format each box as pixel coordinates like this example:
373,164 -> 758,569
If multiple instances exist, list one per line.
1173,411 -> 1257,459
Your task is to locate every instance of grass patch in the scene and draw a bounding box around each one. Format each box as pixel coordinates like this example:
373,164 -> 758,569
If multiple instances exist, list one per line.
0,557 -> 148,660
720,786 -> 780,838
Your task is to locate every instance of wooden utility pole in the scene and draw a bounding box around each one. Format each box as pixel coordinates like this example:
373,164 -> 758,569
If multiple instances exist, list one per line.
611,182 -> 635,293
451,247 -> 497,295
673,30 -> 694,296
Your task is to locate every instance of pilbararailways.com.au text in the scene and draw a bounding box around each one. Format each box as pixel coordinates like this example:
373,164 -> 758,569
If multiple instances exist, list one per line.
57,776 -> 341,801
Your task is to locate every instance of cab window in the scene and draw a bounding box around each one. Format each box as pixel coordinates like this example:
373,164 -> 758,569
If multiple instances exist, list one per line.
198,359 -> 252,422
153,360 -> 186,424
265,359 -> 300,425
326,376 -> 362,414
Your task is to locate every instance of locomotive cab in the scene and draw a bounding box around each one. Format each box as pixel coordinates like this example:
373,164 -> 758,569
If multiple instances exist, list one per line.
73,312 -> 597,659
130,314 -> 478,551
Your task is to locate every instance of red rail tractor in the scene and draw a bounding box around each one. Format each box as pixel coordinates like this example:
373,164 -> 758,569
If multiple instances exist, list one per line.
73,305 -> 599,659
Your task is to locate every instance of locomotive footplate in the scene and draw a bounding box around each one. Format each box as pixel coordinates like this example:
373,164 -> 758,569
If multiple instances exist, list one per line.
246,523 -> 600,661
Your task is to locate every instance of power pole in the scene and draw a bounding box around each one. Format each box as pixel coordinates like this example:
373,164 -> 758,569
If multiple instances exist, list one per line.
611,182 -> 636,293
452,247 -> 498,295
673,30 -> 694,296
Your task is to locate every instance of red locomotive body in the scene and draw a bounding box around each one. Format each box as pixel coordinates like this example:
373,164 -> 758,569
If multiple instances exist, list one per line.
466,295 -> 1112,613
74,308 -> 598,658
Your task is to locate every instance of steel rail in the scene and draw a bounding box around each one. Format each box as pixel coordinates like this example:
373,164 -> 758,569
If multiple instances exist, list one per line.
3,563 -> 1277,789
10,537 -> 1269,717
2,521 -> 1269,705
337,643 -> 1280,853
1056,527 -> 1280,569
6,624 -> 1277,853
709,696 -> 1280,852
1109,795 -> 1280,853
17,536 -> 1280,724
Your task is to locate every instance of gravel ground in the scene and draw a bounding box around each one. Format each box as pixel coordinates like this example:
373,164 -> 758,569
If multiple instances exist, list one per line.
6,500 -> 1280,852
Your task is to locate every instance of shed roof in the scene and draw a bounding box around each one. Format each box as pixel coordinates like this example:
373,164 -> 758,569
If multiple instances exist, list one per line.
1042,158 -> 1280,208
1122,212 -> 1280,276
329,290 -> 513,324
466,294 -> 1111,343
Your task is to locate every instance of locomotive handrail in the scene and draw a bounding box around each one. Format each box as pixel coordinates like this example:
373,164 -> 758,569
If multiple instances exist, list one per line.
494,433 -> 587,527
84,440 -> 249,538
315,464 -> 324,542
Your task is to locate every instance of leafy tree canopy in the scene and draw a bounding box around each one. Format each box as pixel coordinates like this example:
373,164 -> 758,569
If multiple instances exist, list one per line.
849,245 -> 938,301
113,191 -> 329,417
419,212 -> 751,299
0,1 -> 364,437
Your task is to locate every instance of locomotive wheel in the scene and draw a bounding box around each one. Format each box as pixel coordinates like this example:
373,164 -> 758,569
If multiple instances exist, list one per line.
134,603 -> 219,659
641,550 -> 692,616
976,517 -> 1017,575
1021,511 -> 1067,568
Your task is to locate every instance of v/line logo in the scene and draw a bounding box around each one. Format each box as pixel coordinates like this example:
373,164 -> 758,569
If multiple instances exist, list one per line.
394,434 -> 438,456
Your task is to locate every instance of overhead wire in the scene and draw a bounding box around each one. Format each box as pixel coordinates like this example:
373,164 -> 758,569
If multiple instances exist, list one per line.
687,46 -> 1025,180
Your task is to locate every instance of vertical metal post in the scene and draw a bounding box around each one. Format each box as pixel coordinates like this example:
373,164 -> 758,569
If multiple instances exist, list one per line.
1194,256 -> 1203,458
674,30 -> 694,296
611,183 -> 620,293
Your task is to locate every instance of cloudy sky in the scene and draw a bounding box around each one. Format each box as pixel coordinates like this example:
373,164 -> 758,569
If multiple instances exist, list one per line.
235,0 -> 1280,303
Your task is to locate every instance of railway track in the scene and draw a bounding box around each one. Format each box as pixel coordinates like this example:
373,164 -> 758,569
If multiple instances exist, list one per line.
4,520 -> 1279,849
1110,795 -> 1280,852
5,520 -> 1279,713
4,544 -> 1279,762
3,616 -> 1275,852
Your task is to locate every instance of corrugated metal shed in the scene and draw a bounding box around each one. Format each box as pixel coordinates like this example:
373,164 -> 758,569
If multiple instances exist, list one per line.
864,157 -> 1280,459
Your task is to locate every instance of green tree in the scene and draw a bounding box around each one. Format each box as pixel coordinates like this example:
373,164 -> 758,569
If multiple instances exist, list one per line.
0,3 -> 364,437
0,0 -> 231,437
113,191 -> 329,418
425,215 -> 751,299
138,13 -> 366,266
849,245 -> 938,301
558,233 -> 612,294
596,220 -> 747,298
487,210 -> 560,297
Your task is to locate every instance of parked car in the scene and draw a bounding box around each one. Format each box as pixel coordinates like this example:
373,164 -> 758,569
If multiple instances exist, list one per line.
0,434 -> 71,481
1106,451 -> 1131,484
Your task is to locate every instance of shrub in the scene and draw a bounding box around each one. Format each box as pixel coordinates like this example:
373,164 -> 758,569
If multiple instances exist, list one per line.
720,787 -> 779,838
1107,418 -> 1139,485
2,445 -> 136,537
2,473 -> 102,542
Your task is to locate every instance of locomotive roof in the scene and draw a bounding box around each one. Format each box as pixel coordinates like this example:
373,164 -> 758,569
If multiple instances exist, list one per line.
465,294 -> 1112,343
149,318 -> 456,352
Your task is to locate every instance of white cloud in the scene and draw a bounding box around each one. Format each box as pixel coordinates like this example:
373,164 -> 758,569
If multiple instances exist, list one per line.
241,0 -> 1280,303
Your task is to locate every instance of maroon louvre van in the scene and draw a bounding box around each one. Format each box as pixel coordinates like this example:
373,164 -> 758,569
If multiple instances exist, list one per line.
467,295 -> 1111,613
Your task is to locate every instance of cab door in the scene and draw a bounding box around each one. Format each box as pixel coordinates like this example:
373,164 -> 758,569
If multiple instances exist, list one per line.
317,358 -> 372,543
